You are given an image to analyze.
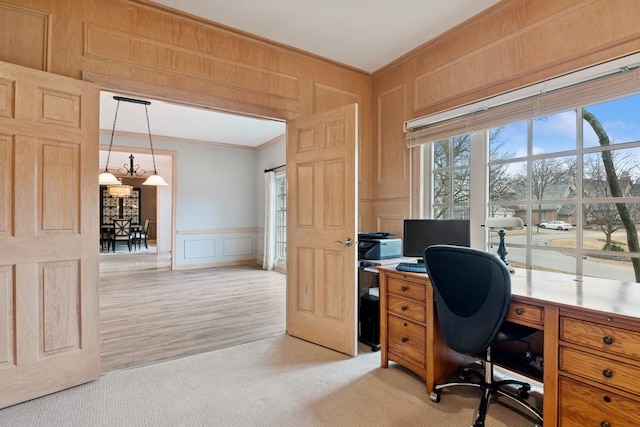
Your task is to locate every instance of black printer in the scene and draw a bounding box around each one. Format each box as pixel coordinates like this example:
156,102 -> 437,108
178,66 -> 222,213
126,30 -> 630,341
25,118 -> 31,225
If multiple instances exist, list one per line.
358,232 -> 402,260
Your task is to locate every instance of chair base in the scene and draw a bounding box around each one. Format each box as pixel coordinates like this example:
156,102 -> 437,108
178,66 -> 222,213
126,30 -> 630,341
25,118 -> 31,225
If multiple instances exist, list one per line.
430,359 -> 543,427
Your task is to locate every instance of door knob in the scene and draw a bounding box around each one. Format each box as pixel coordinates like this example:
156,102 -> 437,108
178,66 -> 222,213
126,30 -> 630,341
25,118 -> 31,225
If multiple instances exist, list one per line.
335,238 -> 354,247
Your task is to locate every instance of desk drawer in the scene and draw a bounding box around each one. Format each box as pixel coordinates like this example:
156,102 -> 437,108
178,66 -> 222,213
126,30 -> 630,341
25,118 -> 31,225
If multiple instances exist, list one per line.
506,302 -> 543,327
387,275 -> 426,302
560,317 -> 640,360
559,347 -> 640,396
559,377 -> 640,426
388,315 -> 425,367
388,295 -> 426,323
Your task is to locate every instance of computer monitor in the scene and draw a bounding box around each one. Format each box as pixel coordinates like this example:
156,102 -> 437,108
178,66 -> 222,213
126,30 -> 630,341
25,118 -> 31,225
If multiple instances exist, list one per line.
402,219 -> 471,261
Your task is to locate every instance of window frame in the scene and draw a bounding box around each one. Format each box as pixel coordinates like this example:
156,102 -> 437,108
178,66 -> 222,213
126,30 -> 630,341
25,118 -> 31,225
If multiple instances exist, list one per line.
274,171 -> 287,272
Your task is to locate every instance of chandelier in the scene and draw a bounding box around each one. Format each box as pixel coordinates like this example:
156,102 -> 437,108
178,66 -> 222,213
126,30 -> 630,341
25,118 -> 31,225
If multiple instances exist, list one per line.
106,181 -> 133,198
99,96 -> 168,196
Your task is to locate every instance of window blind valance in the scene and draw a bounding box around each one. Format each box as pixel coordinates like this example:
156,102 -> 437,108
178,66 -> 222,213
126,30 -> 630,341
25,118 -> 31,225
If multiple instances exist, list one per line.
405,54 -> 640,148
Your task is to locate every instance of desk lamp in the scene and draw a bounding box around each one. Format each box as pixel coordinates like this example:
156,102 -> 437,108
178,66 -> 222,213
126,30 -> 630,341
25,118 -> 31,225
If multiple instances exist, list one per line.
484,216 -> 525,267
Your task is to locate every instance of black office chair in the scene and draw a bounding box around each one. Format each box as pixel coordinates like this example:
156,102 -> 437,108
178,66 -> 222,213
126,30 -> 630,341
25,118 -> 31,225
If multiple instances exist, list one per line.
423,245 -> 543,427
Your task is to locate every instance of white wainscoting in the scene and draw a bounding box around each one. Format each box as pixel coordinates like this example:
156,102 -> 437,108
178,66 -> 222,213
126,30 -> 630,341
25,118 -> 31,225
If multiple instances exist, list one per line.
175,228 -> 263,270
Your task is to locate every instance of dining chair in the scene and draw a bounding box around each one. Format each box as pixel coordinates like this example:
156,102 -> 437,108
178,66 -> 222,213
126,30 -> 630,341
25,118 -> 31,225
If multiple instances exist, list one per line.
111,219 -> 133,252
100,228 -> 111,252
134,218 -> 151,250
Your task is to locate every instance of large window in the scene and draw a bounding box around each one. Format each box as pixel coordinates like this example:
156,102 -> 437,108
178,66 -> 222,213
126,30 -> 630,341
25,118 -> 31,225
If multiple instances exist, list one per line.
431,136 -> 471,220
423,91 -> 640,282
487,94 -> 640,281
275,174 -> 287,267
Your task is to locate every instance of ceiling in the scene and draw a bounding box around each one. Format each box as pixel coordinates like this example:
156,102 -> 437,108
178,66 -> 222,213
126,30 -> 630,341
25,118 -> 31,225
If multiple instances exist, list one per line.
149,0 -> 500,73
100,91 -> 287,148
101,0 -> 500,147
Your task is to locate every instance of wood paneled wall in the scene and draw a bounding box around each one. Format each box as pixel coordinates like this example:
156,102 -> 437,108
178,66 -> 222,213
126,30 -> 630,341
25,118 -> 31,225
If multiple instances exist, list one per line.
4,0 -> 640,236
0,0 -> 374,228
371,0 -> 640,238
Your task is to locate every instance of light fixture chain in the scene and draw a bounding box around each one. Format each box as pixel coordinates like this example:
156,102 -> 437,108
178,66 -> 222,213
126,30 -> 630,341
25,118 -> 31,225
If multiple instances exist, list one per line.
144,104 -> 158,173
105,99 -> 121,171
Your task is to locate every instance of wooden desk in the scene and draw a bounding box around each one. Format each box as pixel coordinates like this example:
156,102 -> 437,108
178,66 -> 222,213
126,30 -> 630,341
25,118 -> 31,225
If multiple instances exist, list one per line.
378,266 -> 640,427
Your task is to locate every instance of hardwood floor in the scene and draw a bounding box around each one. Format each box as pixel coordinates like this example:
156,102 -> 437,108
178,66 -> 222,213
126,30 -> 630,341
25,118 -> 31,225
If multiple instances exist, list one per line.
99,252 -> 286,373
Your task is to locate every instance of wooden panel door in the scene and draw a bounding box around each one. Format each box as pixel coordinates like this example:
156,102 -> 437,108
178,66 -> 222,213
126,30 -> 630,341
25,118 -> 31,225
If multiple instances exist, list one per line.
0,61 -> 100,408
286,103 -> 358,356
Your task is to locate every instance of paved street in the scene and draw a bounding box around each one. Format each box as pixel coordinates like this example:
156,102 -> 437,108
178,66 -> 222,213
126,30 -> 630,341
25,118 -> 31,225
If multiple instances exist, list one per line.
497,229 -> 638,282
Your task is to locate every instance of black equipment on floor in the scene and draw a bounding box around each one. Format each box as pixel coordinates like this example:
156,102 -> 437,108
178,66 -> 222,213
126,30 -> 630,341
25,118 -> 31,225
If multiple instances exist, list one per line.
359,290 -> 380,351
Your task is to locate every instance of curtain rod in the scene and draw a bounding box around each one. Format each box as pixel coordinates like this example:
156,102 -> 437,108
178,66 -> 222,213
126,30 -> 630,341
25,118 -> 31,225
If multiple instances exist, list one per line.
264,164 -> 286,173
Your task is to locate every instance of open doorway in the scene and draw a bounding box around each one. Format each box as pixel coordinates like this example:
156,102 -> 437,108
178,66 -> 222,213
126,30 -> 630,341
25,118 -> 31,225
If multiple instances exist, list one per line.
97,89 -> 286,272
95,87 -> 288,372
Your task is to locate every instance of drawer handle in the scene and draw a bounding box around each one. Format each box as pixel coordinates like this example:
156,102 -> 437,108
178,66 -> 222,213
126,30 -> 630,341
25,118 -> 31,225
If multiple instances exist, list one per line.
515,308 -> 523,315
401,286 -> 408,291
401,306 -> 408,311
600,421 -> 610,427
602,369 -> 613,378
602,336 -> 613,345
603,395 -> 611,403
401,337 -> 408,343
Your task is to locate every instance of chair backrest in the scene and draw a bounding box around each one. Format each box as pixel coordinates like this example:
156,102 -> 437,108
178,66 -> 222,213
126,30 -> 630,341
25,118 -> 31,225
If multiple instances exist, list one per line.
423,244 -> 512,355
143,218 -> 151,234
112,219 -> 131,238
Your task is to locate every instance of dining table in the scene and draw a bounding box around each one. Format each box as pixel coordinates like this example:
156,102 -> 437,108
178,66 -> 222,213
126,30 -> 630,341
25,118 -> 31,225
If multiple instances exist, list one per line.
100,222 -> 143,252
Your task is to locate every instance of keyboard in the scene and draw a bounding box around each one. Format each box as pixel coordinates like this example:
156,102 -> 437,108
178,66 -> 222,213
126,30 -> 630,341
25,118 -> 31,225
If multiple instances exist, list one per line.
396,262 -> 427,273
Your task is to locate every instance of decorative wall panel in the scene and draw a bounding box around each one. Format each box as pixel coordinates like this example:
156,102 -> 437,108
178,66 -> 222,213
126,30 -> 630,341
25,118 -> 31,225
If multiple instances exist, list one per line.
222,236 -> 252,256
39,90 -> 80,128
325,120 -> 345,148
41,142 -> 77,232
0,135 -> 12,236
84,25 -> 299,102
324,250 -> 343,319
296,163 -> 314,227
296,247 -> 315,312
0,265 -> 14,365
377,85 -> 406,183
184,238 -> 216,259
41,261 -> 79,354
313,83 -> 360,114
297,128 -> 314,152
0,78 -> 15,118
412,0 -> 640,114
324,159 -> 345,228
0,3 -> 48,71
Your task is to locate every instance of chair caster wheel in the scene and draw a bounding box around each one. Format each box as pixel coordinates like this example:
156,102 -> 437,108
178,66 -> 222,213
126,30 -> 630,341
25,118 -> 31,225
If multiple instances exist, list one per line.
429,391 -> 441,403
518,384 -> 531,399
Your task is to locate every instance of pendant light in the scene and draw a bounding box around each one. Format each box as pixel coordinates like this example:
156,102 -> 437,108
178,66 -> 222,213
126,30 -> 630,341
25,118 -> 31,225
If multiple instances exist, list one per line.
99,95 -> 168,189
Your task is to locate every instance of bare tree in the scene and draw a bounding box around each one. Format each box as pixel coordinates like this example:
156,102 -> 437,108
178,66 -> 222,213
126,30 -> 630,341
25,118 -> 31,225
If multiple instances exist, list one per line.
432,135 -> 470,219
583,154 -> 623,249
514,156 -> 571,229
583,109 -> 640,281
488,127 -> 517,216
433,130 -> 512,219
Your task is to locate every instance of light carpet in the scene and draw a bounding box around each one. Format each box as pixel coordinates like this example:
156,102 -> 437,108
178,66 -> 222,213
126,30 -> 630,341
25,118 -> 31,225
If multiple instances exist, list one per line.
0,335 -> 540,426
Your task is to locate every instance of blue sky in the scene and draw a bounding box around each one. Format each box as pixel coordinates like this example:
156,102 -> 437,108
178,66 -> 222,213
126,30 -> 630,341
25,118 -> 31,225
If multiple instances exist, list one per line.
492,93 -> 640,159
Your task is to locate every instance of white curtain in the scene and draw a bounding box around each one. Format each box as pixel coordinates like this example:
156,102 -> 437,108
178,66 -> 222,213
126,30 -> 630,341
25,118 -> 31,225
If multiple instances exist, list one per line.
262,171 -> 276,270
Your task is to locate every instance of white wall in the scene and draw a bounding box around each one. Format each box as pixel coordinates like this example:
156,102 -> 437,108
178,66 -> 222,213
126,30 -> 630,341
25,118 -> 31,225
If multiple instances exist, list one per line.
100,131 -> 286,269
